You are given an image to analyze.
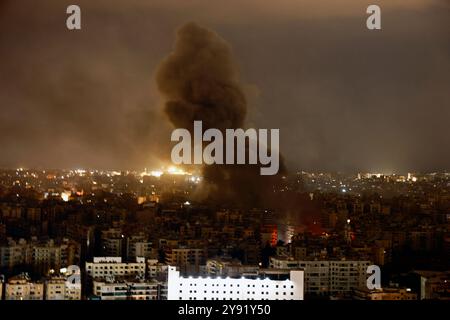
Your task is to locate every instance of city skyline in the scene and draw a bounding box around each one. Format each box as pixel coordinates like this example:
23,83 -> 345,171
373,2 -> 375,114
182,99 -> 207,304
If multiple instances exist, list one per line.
0,0 -> 449,305
0,166 -> 448,301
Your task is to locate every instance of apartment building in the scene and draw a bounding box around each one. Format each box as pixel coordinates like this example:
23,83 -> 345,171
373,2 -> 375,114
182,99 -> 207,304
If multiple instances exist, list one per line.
93,278 -> 161,300
164,248 -> 205,274
167,266 -> 304,300
270,256 -> 371,296
46,273 -> 82,300
85,257 -> 145,279
5,273 -> 44,300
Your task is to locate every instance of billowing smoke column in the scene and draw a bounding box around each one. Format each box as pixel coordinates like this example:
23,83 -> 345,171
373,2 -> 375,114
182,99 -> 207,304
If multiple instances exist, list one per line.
156,22 -> 285,207
156,22 -> 246,131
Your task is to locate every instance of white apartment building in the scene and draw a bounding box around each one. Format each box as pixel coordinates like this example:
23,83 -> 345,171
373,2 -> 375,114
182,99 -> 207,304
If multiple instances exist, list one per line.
270,257 -> 370,295
46,275 -> 81,300
93,279 -> 160,300
328,260 -> 371,294
167,266 -> 304,300
5,274 -> 44,300
85,257 -> 145,279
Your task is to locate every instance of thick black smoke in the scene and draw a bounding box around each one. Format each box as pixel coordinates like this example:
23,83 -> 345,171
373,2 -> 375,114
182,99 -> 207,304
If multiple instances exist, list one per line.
156,22 -> 285,207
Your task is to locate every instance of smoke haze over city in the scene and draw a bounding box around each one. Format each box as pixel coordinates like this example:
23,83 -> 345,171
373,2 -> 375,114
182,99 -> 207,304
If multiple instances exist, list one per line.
0,0 -> 449,172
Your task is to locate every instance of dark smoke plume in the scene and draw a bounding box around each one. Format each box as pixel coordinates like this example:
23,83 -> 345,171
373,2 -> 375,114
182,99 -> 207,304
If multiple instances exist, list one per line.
156,22 -> 285,207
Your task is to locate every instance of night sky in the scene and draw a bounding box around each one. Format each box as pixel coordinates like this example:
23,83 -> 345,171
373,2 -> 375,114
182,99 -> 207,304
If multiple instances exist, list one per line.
0,0 -> 449,172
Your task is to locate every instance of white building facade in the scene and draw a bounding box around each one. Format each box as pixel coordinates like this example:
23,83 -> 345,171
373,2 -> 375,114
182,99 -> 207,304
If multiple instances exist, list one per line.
167,266 -> 304,300
46,276 -> 81,300
5,274 -> 44,300
85,257 -> 145,279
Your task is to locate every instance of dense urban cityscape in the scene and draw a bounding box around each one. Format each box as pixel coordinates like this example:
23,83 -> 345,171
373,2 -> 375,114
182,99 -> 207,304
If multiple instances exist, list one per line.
0,167 -> 448,300
1,1 -> 449,314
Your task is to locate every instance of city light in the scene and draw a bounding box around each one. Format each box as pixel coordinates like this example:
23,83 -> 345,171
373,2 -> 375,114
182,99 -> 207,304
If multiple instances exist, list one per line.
167,166 -> 187,175
150,170 -> 163,177
61,191 -> 71,202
